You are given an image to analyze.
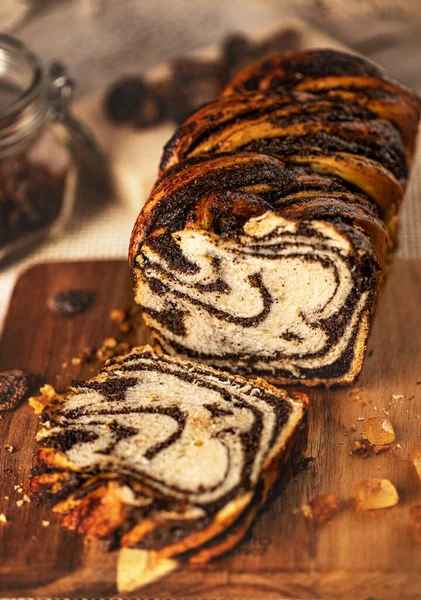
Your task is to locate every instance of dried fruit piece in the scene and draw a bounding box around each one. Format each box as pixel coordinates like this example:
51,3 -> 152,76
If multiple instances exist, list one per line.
28,384 -> 65,414
302,492 -> 339,525
353,478 -> 399,510
0,369 -> 39,411
48,289 -> 94,317
412,450 -> 421,481
365,417 -> 396,446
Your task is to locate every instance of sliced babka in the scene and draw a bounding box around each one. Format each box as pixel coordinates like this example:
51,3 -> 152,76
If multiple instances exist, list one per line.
28,346 -> 308,559
130,49 -> 420,386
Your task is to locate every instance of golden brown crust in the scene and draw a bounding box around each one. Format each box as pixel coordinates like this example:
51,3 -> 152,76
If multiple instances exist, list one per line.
129,49 -> 420,387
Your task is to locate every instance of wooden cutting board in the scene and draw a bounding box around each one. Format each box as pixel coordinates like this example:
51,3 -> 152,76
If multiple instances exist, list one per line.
1,259 -> 421,600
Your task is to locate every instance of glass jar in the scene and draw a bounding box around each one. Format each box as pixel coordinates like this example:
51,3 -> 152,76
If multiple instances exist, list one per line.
0,34 -> 98,264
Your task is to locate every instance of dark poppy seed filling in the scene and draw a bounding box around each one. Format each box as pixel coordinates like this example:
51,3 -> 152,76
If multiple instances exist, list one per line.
130,49 -> 420,387
28,347 -> 307,555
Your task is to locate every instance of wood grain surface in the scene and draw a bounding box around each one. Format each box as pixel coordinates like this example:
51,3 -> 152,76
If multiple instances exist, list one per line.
1,259 -> 421,599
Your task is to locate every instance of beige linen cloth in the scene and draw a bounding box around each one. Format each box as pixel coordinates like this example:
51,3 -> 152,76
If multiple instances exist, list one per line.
1,3 -> 420,331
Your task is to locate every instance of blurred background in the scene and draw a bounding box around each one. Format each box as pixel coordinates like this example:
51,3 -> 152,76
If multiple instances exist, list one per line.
1,0 -> 421,326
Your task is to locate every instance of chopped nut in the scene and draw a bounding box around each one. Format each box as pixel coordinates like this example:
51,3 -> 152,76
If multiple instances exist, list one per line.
103,337 -> 118,349
110,308 -> 126,324
365,417 -> 396,446
42,520 -> 50,527
357,417 -> 366,421
353,478 -> 399,510
28,384 -> 65,414
354,441 -> 362,450
373,444 -> 391,454
0,513 -> 7,523
4,445 -> 15,453
392,394 -> 404,401
411,450 -> 421,481
23,494 -> 31,503
302,492 -> 339,525
16,499 -> 24,507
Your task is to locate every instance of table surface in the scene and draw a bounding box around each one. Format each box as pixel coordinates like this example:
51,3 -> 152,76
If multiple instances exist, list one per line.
1,258 -> 421,600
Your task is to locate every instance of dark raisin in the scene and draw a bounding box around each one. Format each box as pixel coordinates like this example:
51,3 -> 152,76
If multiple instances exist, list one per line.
222,33 -> 250,66
48,289 -> 94,316
0,369 -> 39,411
104,76 -> 162,127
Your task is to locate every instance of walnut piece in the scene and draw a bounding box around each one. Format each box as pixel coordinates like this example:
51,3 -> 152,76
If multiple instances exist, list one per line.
365,417 -> 396,446
353,478 -> 399,510
302,492 -> 339,524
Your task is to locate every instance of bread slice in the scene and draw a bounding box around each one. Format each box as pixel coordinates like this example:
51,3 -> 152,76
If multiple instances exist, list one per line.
28,346 -> 308,560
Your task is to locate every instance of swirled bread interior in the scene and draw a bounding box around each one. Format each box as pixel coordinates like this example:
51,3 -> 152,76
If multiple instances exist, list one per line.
28,346 -> 308,559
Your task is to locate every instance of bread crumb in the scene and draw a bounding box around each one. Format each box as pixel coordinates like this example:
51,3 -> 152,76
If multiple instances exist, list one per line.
103,337 -> 118,349
301,492 -> 339,525
373,445 -> 391,454
28,384 -> 65,414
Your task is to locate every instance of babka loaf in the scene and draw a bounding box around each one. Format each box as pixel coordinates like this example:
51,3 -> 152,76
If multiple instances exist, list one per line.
130,49 -> 420,386
28,346 -> 308,561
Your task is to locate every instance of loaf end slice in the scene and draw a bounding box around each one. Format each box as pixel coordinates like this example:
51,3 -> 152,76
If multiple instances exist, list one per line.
28,346 -> 308,561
